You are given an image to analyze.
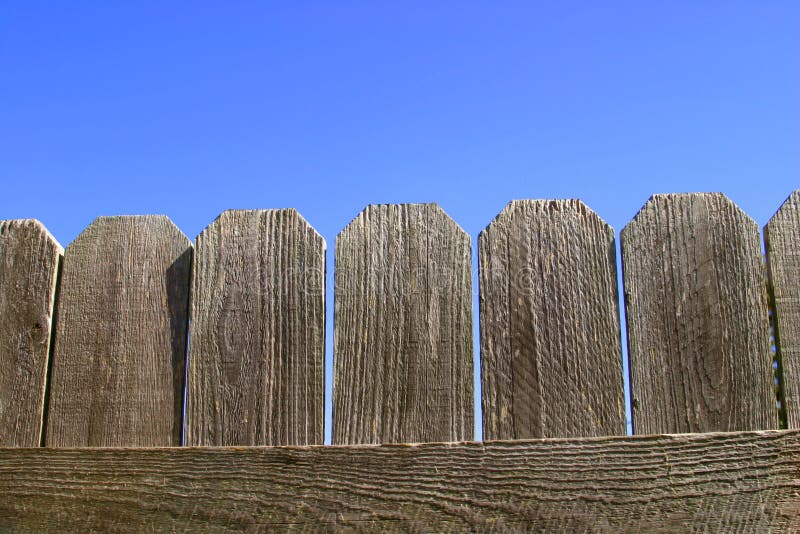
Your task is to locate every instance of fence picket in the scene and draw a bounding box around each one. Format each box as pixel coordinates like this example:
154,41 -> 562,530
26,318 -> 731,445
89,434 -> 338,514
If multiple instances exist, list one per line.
333,203 -> 472,444
45,216 -> 191,447
479,200 -> 625,439
622,193 -> 776,434
765,191 -> 800,428
185,209 -> 325,446
0,220 -> 62,447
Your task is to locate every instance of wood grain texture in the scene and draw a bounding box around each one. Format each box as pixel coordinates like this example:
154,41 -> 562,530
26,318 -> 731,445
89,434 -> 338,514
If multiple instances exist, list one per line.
45,216 -> 191,447
622,193 -> 776,434
765,191 -> 800,428
186,209 -> 325,446
0,220 -> 62,447
2,430 -> 800,531
334,203 -> 473,444
479,199 -> 625,440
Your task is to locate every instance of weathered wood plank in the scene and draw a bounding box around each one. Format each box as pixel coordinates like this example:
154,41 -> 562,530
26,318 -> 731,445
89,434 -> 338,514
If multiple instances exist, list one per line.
622,193 -> 776,434
333,203 -> 473,444
479,200 -> 625,440
45,216 -> 191,447
765,191 -> 800,428
1,430 -> 799,531
0,220 -> 62,447
186,209 -> 325,446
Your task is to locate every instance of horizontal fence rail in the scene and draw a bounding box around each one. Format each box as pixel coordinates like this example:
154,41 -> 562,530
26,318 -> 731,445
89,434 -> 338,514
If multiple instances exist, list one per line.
2,430 -> 800,531
1,191 -> 799,530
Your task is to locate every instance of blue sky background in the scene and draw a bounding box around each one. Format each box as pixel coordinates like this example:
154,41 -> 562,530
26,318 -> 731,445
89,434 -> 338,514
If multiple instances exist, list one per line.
2,2 -> 798,442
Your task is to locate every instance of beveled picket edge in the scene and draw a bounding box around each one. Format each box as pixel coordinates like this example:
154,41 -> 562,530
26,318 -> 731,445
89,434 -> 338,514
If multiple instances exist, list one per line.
2,429 -> 799,531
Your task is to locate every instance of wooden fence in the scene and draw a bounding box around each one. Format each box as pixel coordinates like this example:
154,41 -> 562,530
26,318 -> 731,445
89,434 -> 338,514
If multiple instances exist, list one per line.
1,192 -> 799,531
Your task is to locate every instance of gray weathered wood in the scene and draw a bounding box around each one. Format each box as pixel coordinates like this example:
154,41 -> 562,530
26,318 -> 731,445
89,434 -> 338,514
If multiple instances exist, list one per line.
334,203 -> 473,444
622,193 -> 776,434
1,430 -> 799,531
0,220 -> 62,447
45,216 -> 191,447
186,209 -> 325,446
479,199 -> 625,440
765,191 -> 800,429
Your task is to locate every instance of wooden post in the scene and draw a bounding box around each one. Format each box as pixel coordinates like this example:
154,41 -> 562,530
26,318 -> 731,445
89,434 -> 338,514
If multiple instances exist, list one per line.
622,193 -> 776,434
0,220 -> 62,447
185,209 -> 325,446
45,216 -> 191,447
765,191 -> 800,428
333,203 -> 473,444
479,199 -> 625,439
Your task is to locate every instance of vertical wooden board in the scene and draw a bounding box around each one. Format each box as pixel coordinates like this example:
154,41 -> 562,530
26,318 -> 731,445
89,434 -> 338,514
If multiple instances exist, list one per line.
333,203 -> 473,444
185,209 -> 325,446
479,200 -> 625,440
45,216 -> 191,447
622,193 -> 776,434
0,220 -> 62,447
765,191 -> 800,428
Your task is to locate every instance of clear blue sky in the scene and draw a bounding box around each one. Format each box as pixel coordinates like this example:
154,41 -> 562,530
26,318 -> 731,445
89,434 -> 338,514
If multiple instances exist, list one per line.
2,2 -> 797,442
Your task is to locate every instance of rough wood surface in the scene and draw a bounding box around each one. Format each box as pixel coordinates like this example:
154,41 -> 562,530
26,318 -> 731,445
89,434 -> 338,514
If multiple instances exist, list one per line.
479,200 -> 625,440
334,203 -> 473,444
765,191 -> 800,428
186,209 -> 325,446
0,220 -> 62,447
622,193 -> 776,434
45,216 -> 191,447
1,430 -> 800,531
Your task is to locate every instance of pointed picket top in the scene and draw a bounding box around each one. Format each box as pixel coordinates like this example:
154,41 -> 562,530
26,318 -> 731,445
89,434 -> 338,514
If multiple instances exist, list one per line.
334,202 -> 473,445
478,198 -> 625,440
765,190 -> 800,429
428,202 -> 470,240
622,192 -> 759,240
622,192 -> 775,434
339,202 -> 469,242
45,214 -> 192,447
481,198 -> 615,240
66,214 -> 191,251
186,208 -> 325,446
765,190 -> 800,233
0,218 -> 63,253
196,208 -> 325,246
0,219 -> 62,447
